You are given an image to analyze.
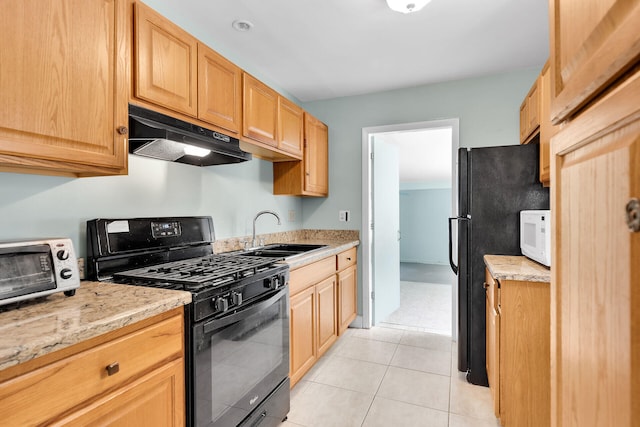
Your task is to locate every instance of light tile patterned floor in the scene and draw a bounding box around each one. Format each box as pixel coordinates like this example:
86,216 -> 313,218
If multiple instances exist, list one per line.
280,327 -> 501,427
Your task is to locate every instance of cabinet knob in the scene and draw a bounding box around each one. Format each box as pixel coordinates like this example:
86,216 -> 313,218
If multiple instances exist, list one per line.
116,126 -> 128,135
106,362 -> 120,376
346,257 -> 351,261
626,198 -> 640,232
483,282 -> 489,289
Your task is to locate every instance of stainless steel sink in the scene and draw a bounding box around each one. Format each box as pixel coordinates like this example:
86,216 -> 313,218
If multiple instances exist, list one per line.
238,243 -> 328,259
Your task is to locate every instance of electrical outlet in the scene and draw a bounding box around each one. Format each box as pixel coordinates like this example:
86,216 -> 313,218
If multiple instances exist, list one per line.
339,210 -> 350,222
77,257 -> 85,280
288,210 -> 296,222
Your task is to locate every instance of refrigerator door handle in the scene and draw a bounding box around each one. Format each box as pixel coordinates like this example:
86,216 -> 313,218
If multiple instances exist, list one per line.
448,217 -> 459,275
448,217 -> 469,275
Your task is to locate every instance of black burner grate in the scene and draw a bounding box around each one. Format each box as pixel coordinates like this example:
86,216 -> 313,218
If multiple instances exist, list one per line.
113,254 -> 280,291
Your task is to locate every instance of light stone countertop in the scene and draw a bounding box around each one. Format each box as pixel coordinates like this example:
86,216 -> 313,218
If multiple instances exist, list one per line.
0,281 -> 191,372
484,255 -> 551,283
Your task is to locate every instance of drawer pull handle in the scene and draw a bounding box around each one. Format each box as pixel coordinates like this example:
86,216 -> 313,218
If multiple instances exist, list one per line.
106,362 -> 120,376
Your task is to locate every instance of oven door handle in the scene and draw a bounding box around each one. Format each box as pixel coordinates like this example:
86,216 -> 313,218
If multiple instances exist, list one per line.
203,287 -> 288,334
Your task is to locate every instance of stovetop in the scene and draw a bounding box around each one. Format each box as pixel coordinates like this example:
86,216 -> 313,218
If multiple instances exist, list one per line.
113,254 -> 282,292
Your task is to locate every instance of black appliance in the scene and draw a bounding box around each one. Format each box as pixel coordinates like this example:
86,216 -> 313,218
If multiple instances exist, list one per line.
448,144 -> 549,386
128,104 -> 252,166
86,216 -> 290,427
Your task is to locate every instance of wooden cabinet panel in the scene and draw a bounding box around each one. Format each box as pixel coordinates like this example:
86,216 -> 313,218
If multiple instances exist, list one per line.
0,309 -> 185,427
278,97 -> 304,158
520,77 -> 540,144
197,44 -> 242,134
289,256 -> 336,295
0,0 -> 128,177
53,359 -> 185,427
549,0 -> 640,123
316,276 -> 338,357
134,2 -> 197,117
243,73 -> 278,146
304,113 -> 329,196
337,264 -> 357,335
500,279 -> 550,427
539,62 -> 561,187
289,286 -> 316,386
551,69 -> 640,427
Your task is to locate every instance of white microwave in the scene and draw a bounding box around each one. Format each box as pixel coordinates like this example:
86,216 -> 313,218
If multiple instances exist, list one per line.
520,210 -> 551,267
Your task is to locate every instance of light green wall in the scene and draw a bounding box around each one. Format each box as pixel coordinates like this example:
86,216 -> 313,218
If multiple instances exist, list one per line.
399,189 -> 452,265
301,67 -> 540,231
0,156 -> 302,257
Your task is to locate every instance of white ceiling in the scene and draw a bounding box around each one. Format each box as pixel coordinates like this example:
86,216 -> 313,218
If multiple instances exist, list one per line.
150,0 -> 549,103
378,127 -> 453,189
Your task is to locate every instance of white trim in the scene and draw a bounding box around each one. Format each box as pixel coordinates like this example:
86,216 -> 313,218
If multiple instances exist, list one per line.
361,119 -> 460,336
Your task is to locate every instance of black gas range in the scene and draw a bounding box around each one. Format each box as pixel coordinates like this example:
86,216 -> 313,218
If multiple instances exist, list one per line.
86,216 -> 290,427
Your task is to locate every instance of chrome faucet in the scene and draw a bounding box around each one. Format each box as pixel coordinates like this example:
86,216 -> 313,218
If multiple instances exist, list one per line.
252,210 -> 281,248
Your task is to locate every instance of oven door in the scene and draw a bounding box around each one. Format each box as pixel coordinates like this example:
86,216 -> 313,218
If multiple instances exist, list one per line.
192,286 -> 290,427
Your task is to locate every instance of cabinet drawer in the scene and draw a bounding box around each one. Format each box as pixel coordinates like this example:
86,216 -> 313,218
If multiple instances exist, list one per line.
290,256 -> 336,296
337,248 -> 357,271
0,314 -> 183,426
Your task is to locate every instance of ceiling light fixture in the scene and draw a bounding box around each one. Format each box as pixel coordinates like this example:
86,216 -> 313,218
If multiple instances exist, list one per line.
232,20 -> 254,32
386,0 -> 431,14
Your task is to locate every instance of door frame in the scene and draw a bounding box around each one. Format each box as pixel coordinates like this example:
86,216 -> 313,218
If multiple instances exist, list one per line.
360,118 -> 460,336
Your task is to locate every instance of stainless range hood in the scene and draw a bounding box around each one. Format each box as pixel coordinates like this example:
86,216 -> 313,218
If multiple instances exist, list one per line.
128,104 -> 251,166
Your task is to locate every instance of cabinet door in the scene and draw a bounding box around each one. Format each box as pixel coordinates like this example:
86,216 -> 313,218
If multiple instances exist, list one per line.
337,264 -> 357,335
0,0 -> 128,176
197,44 -> 242,134
243,73 -> 278,146
551,69 -> 640,427
304,113 -> 329,196
549,0 -> 640,123
289,286 -> 316,386
539,62 -> 559,186
277,97 -> 304,158
53,359 -> 185,427
134,2 -> 197,117
316,276 -> 338,357
485,278 -> 500,419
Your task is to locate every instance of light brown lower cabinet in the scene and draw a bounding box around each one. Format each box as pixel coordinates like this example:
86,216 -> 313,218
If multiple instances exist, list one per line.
0,308 -> 185,426
289,248 -> 358,387
485,268 -> 550,427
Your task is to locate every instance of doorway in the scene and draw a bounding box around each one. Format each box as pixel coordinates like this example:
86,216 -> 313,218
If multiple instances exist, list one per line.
361,119 -> 459,339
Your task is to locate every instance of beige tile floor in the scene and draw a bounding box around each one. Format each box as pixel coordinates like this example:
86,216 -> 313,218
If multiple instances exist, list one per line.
280,326 -> 501,427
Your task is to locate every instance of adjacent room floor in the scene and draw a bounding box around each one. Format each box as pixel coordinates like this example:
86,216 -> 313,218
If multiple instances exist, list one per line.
281,327 -> 500,427
379,263 -> 455,335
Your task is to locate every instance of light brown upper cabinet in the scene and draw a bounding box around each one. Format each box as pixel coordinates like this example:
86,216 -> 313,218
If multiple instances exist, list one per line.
519,77 -> 540,144
0,0 -> 128,177
278,97 -> 304,158
197,44 -> 242,134
241,73 -> 304,160
549,1 -> 640,123
134,2 -> 198,118
242,73 -> 278,147
538,62 -> 559,187
273,112 -> 329,197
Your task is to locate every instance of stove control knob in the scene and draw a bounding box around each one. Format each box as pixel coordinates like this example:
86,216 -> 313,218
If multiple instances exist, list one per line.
265,277 -> 280,290
231,291 -> 242,306
214,297 -> 229,313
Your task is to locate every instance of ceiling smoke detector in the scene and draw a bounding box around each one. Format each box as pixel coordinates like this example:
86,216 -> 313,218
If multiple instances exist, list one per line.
232,20 -> 254,32
386,0 -> 431,14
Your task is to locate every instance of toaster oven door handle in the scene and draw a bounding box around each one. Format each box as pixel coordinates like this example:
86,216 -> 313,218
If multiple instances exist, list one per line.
203,287 -> 288,334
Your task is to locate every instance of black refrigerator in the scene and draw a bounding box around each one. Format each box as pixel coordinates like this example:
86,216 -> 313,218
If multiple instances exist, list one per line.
448,144 -> 549,386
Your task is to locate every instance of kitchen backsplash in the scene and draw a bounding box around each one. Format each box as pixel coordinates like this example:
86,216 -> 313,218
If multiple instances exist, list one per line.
214,229 -> 360,253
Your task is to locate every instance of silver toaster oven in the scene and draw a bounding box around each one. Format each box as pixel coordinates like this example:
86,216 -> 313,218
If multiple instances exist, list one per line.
0,238 -> 80,306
